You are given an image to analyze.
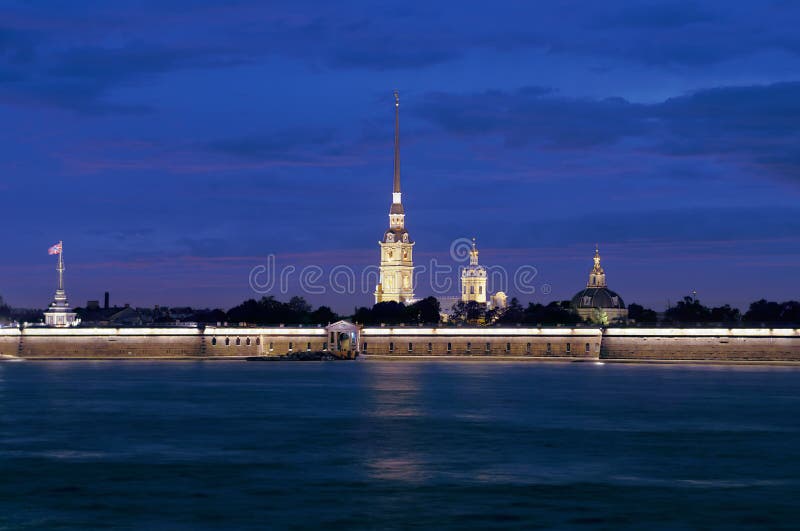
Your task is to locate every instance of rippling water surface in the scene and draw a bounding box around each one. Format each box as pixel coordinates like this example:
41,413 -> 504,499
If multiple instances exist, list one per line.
1,360 -> 799,529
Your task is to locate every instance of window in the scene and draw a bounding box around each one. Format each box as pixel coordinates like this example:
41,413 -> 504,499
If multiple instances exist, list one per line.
362,343 -> 367,352
389,342 -> 395,353
269,342 -> 274,351
470,286 -> 475,294
246,338 -> 251,346
479,286 -> 483,294
466,342 -> 472,353
506,342 -> 511,353
307,342 -> 311,352
235,337 -> 241,346
485,342 -> 491,352
585,343 -> 590,353
211,337 -> 217,346
225,337 -> 230,346
447,342 -> 452,353
289,342 -> 293,351
566,343 -> 571,353
403,234 -> 409,242
427,342 -> 432,353
546,342 -> 551,353
526,342 -> 532,354
463,285 -> 466,294
256,337 -> 260,346
408,342 -> 413,352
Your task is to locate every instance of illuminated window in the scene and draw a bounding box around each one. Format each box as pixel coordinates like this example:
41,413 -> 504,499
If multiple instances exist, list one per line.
289,342 -> 293,351
269,342 -> 274,351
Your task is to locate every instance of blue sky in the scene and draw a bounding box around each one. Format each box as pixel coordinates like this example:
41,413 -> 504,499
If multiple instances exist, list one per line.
1,0 -> 799,312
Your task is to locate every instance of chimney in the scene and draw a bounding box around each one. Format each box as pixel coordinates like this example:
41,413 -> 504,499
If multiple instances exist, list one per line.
104,291 -> 109,310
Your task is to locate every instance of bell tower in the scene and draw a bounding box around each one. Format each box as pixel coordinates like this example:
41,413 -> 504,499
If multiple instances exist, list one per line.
375,91 -> 415,304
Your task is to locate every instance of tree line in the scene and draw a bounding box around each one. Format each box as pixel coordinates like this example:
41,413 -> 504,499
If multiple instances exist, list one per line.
4,293 -> 800,327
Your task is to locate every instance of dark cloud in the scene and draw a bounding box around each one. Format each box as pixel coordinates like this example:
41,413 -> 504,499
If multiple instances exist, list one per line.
417,82 -> 800,179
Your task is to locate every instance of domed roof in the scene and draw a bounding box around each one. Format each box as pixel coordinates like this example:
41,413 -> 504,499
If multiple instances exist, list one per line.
571,287 -> 625,310
383,227 -> 412,243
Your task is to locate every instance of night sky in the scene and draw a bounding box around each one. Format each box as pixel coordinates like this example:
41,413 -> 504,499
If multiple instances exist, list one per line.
1,0 -> 799,313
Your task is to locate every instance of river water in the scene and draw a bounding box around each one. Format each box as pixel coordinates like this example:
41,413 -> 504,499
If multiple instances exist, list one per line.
1,360 -> 799,529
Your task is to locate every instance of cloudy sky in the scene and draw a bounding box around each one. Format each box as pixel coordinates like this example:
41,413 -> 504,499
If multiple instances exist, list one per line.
1,0 -> 799,312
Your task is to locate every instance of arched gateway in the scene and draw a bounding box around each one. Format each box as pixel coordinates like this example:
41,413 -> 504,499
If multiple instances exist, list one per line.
324,320 -> 361,357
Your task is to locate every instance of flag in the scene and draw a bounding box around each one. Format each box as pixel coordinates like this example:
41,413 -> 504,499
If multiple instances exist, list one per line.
48,242 -> 62,255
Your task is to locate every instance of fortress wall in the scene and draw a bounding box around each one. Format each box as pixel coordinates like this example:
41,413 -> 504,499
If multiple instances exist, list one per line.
601,329 -> 800,362
361,328 -> 603,358
18,328 -> 203,359
204,327 -> 327,357
0,328 -> 21,357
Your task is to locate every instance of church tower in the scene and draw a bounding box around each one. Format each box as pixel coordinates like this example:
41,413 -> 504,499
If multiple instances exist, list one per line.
460,238 -> 487,304
374,91 -> 415,304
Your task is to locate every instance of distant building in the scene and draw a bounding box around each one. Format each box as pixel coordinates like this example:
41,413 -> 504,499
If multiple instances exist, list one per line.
490,291 -> 508,310
571,246 -> 627,324
44,241 -> 79,327
461,238 -> 487,304
375,91 -> 415,304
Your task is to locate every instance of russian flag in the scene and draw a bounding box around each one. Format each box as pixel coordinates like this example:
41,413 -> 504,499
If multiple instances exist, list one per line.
48,242 -> 62,255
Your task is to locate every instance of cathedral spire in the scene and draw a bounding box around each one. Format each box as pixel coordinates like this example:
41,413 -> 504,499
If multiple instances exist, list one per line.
393,90 -> 400,195
588,244 -> 607,288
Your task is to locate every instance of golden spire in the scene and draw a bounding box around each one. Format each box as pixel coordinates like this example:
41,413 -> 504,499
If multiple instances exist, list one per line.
393,90 -> 400,194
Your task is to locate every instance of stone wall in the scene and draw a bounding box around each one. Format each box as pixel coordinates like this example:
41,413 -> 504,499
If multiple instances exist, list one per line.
602,329 -> 800,362
203,327 -> 327,357
4,326 -> 800,362
17,328 -> 203,359
361,327 -> 602,358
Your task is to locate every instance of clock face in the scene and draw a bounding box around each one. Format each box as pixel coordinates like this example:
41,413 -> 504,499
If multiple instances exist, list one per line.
387,249 -> 393,259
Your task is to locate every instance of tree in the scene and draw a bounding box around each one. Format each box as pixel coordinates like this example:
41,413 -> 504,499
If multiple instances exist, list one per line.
628,303 -> 658,323
406,296 -> 441,324
0,295 -> 11,322
497,297 -> 524,324
664,296 -> 712,323
743,299 -> 800,324
311,306 -> 338,324
709,304 -> 740,323
450,301 -> 486,324
523,301 -> 582,325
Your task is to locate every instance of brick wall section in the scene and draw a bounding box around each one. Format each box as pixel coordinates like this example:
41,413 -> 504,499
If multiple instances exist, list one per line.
601,334 -> 800,362
360,328 -> 602,358
18,333 -> 203,359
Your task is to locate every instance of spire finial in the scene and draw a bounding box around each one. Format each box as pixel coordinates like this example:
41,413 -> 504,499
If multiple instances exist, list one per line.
393,90 -> 400,195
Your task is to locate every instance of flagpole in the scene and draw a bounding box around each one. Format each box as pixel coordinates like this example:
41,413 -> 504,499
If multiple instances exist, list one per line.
57,240 -> 64,292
